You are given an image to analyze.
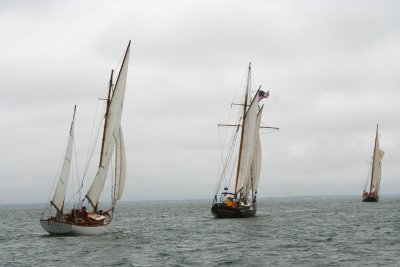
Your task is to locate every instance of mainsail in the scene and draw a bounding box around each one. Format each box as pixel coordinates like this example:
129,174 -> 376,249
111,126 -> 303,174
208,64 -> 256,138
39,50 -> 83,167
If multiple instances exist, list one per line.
370,125 -> 384,194
86,41 -> 130,209
235,90 -> 260,198
50,106 -> 76,212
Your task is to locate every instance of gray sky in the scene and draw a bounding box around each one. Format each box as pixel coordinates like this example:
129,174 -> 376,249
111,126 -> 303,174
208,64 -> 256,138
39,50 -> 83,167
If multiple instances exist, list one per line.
0,0 -> 399,204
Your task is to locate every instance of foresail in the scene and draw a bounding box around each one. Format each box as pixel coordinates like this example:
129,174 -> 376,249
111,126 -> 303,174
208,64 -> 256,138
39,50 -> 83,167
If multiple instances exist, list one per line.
86,42 -> 130,209
51,106 -> 76,212
113,126 -> 126,204
236,92 -> 259,196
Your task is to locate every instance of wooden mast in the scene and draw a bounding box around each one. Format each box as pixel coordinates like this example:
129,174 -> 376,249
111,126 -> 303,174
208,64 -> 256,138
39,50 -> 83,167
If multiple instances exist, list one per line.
234,63 -> 251,198
92,70 -> 113,212
99,70 -> 114,167
369,124 -> 379,195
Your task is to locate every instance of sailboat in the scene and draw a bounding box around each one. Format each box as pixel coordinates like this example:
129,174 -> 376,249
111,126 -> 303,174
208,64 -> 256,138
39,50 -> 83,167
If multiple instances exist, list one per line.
211,63 -> 277,218
362,124 -> 384,202
40,41 -> 130,235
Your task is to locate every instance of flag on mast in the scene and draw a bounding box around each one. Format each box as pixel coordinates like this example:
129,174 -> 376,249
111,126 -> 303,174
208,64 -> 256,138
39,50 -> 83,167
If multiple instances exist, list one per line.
258,90 -> 270,101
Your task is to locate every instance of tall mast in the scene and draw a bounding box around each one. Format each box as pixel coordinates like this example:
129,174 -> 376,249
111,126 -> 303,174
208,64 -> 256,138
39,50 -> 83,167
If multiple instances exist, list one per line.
234,63 -> 251,197
99,70 -> 114,166
369,124 -> 379,192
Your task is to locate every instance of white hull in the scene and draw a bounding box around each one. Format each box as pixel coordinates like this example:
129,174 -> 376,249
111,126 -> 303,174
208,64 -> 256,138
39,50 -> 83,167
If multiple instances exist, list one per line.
40,220 -> 111,235
40,210 -> 113,235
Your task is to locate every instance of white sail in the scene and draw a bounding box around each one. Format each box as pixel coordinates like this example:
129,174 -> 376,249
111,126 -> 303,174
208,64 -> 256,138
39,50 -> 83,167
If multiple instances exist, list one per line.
113,126 -> 126,204
51,106 -> 76,212
251,107 -> 263,192
243,106 -> 263,197
370,131 -> 384,193
86,42 -> 130,208
236,92 -> 259,196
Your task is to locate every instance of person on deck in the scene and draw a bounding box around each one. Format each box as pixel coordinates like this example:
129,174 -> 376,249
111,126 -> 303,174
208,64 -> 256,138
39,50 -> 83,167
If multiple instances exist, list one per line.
81,206 -> 88,222
226,197 -> 238,208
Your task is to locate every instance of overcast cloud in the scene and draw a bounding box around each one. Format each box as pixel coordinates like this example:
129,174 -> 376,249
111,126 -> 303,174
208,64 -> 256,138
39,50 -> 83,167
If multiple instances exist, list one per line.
0,0 -> 399,204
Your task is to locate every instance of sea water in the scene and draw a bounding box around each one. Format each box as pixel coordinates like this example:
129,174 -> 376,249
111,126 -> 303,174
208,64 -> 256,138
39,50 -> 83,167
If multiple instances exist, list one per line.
1,196 -> 399,266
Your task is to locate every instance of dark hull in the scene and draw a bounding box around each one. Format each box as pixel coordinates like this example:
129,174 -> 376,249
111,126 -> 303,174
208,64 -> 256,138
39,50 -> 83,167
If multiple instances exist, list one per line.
362,196 -> 379,202
211,203 -> 256,218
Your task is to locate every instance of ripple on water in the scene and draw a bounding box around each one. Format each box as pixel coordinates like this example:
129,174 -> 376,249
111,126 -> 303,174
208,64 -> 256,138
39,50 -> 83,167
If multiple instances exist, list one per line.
0,197 -> 400,266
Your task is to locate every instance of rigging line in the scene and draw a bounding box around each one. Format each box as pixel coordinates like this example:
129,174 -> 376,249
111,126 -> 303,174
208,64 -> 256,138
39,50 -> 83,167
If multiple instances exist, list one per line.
221,105 -> 238,161
218,126 -> 239,194
225,115 -> 241,169
230,68 -> 248,109
217,128 -> 224,180
113,45 -> 127,78
45,127 -> 71,205
227,149 -> 239,192
216,130 -> 228,193
259,128 -> 280,135
217,109 -> 234,177
219,127 -> 237,181
363,160 -> 372,192
223,127 -> 239,179
249,67 -> 258,97
215,127 -> 234,196
82,98 -> 106,182
82,99 -> 101,177
81,81 -> 109,180
215,102 -> 239,194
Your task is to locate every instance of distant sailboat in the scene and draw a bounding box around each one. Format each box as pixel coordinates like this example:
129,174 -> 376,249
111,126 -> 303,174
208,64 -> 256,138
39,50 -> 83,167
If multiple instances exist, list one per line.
40,41 -> 130,235
211,63 -> 277,218
362,124 -> 384,202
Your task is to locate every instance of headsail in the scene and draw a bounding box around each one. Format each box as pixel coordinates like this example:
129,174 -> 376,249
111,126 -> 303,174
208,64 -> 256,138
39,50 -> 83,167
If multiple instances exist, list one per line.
51,106 -> 76,212
86,41 -> 130,209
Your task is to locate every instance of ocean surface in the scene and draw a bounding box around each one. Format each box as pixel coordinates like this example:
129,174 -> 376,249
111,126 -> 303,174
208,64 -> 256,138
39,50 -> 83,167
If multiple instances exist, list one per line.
1,196 -> 399,266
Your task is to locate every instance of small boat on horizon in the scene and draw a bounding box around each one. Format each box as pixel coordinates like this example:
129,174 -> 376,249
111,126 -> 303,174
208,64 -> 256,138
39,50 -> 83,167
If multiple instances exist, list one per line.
362,124 -> 384,202
40,41 -> 131,235
211,63 -> 278,218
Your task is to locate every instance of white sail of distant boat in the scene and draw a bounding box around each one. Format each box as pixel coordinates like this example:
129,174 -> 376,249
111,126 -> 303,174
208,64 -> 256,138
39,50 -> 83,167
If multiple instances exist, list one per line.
40,41 -> 131,235
362,124 -> 384,202
211,63 -> 278,218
